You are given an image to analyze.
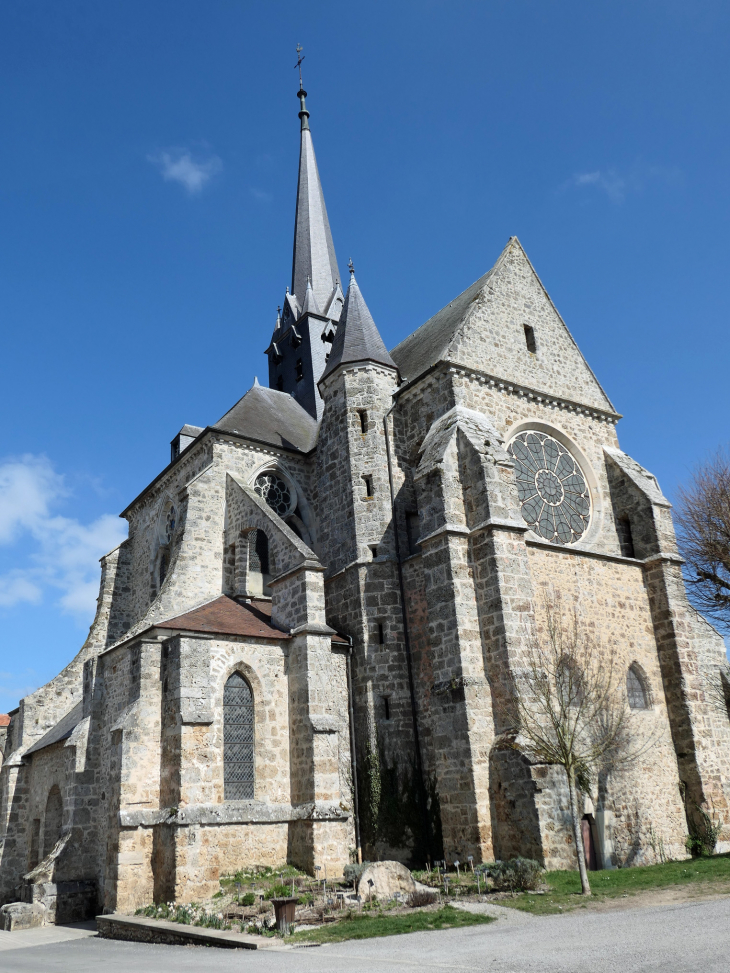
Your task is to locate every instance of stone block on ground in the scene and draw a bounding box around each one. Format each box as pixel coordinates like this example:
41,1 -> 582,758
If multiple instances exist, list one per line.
0,902 -> 45,931
357,861 -> 416,900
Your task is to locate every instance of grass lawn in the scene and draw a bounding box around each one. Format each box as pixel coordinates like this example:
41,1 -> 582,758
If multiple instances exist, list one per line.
501,853 -> 730,915
289,905 -> 495,943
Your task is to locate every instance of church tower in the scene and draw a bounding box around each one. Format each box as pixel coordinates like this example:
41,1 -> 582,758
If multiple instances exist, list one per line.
267,73 -> 344,419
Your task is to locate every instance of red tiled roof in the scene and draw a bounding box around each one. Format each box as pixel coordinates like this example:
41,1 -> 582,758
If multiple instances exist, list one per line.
154,595 -> 349,644
0,714 -> 10,727
156,596 -> 290,640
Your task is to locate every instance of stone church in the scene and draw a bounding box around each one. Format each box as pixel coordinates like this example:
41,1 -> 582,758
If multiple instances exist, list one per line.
2,78 -> 730,925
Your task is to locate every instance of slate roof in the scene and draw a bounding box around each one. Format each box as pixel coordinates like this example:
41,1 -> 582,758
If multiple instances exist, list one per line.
390,260 -> 502,384
213,382 -> 318,453
320,274 -> 397,382
25,701 -> 84,757
156,595 -> 291,639
291,123 -> 340,310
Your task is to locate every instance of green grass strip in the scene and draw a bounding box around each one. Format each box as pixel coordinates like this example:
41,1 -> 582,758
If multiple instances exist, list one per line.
502,853 -> 730,915
290,905 -> 494,943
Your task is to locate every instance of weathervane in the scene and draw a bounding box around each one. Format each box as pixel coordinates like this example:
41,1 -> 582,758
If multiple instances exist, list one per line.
348,258 -> 355,276
295,44 -> 305,89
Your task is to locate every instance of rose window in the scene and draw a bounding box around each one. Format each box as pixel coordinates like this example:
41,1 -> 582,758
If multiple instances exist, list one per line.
254,473 -> 293,518
507,431 -> 591,545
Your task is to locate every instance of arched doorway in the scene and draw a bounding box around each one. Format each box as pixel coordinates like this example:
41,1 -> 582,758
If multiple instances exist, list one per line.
581,814 -> 598,871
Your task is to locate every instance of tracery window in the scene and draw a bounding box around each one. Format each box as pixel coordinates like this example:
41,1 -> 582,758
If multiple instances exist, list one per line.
223,672 -> 254,800
507,431 -> 591,545
627,665 -> 649,710
254,473 -> 293,517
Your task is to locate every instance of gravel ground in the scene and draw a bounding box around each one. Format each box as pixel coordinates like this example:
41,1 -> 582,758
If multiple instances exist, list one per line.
0,895 -> 728,972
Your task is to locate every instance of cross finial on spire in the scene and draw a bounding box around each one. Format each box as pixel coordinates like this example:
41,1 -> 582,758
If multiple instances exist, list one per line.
295,44 -> 305,89
348,258 -> 355,277
295,44 -> 310,131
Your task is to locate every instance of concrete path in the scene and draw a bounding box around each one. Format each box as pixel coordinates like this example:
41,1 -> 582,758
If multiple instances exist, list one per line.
0,919 -> 97,952
0,897 -> 728,972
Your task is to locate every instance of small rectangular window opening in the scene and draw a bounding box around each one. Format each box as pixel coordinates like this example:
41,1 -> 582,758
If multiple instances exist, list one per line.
382,695 -> 391,721
378,622 -> 385,644
276,375 -> 284,391
295,359 -> 304,382
358,410 -> 368,434
524,324 -> 537,354
363,475 -> 374,498
369,544 -> 379,560
617,517 -> 635,559
406,511 -> 421,556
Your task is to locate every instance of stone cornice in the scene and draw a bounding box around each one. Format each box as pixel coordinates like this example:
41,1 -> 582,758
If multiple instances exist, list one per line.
394,359 -> 622,424
119,800 -> 350,828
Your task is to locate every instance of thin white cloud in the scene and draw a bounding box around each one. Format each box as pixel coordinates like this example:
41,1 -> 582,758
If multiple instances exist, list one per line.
148,147 -> 222,195
561,162 -> 682,204
0,669 -> 44,711
0,455 -> 127,620
250,187 -> 273,203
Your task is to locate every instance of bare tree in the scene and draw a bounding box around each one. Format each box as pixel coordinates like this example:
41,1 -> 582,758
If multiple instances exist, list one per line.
507,592 -> 649,895
675,448 -> 730,633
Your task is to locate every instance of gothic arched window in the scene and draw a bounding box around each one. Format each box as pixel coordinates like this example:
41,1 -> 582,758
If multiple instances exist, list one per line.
42,785 -> 63,858
627,665 -> 649,710
223,672 -> 254,800
507,431 -> 591,545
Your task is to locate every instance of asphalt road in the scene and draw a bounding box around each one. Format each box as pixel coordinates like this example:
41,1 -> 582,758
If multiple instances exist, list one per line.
1,896 -> 728,973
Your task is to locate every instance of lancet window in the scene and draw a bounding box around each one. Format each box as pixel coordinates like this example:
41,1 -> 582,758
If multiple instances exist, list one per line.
223,672 -> 255,800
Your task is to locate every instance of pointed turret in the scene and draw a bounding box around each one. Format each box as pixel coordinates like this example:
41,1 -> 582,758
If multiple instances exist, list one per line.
291,85 -> 341,310
320,263 -> 397,383
300,276 -> 321,317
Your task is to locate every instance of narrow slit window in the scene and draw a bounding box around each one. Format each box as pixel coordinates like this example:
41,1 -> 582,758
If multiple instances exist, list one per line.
363,475 -> 374,498
617,517 -> 635,558
358,410 -> 368,434
295,359 -> 304,382
378,622 -> 385,645
406,511 -> 421,556
382,696 -> 391,721
224,672 -> 254,800
524,324 -> 537,353
276,375 -> 284,391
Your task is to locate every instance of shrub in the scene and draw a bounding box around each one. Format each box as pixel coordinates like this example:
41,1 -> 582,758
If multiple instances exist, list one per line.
407,888 -> 438,908
343,862 -> 371,885
241,892 -> 256,907
487,858 -> 542,892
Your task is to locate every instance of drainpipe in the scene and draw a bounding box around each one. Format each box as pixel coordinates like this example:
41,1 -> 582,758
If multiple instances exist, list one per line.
383,400 -> 432,857
345,635 -> 362,864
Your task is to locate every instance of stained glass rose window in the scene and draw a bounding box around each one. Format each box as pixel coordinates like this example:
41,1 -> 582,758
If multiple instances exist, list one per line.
254,473 -> 293,518
507,431 -> 590,545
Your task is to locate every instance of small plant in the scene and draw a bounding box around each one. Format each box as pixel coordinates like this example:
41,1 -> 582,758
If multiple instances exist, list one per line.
241,892 -> 256,907
487,858 -> 543,893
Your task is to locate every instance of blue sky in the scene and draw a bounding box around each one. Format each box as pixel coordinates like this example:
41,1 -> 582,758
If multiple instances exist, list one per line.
1,1 -> 729,710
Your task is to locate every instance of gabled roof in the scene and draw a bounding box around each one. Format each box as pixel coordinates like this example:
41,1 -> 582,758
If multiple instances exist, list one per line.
213,382 -> 318,453
390,237 -> 615,413
301,277 -> 321,316
390,261 -> 502,384
0,714 -> 10,727
320,273 -> 397,382
156,595 -> 290,639
24,701 -> 83,757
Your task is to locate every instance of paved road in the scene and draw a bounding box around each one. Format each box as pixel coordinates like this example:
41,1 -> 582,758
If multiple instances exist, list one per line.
1,897 -> 728,973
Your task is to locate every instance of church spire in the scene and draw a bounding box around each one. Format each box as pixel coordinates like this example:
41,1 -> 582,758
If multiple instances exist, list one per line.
291,49 -> 341,312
